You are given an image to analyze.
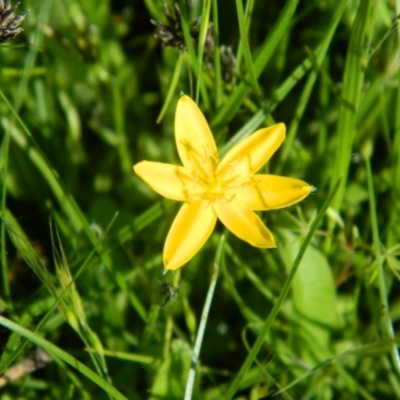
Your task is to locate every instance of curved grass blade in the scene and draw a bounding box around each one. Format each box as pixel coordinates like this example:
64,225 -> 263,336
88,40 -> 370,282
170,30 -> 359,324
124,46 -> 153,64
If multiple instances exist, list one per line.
0,90 -> 113,270
223,177 -> 342,400
366,158 -> 400,374
0,315 -> 128,400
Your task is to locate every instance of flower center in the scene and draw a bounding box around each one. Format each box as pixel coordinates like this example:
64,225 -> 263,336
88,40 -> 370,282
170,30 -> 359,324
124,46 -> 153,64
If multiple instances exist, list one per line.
196,162 -> 251,203
202,176 -> 226,201
185,154 -> 256,204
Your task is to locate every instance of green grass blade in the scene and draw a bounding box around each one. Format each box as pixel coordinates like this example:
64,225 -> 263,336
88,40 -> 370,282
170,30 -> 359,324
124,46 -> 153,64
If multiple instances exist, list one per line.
276,340 -> 395,395
178,0 -> 209,108
221,242 -> 262,323
233,0 -> 254,82
143,0 -> 164,20
110,200 -> 174,250
0,210 -> 119,376
14,0 -> 52,111
195,0 -> 212,102
184,233 -> 225,400
278,0 -> 347,170
234,0 -> 260,97
219,54 -> 313,158
112,83 -> 133,178
157,53 -> 184,123
1,0 -> 52,310
0,90 -> 113,270
3,209 -> 59,300
211,0 -> 223,107
212,0 -> 299,127
366,158 -> 400,374
0,125 -> 11,308
387,2 -> 400,247
223,177 -> 342,400
330,0 -> 375,211
0,315 -> 128,400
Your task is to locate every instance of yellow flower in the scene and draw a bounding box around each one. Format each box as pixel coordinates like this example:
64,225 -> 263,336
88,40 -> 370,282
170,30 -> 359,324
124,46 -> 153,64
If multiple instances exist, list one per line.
134,95 -> 312,270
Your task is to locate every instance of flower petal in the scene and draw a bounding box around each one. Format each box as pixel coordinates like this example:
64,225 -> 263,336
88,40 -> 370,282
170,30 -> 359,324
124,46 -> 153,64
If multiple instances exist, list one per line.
236,175 -> 312,210
214,199 -> 276,248
218,123 -> 285,176
175,95 -> 218,175
164,200 -> 217,270
133,161 -> 201,201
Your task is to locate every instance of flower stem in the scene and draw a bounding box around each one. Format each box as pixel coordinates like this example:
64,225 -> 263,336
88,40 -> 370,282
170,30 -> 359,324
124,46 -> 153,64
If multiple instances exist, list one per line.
184,233 -> 226,400
163,268 -> 181,359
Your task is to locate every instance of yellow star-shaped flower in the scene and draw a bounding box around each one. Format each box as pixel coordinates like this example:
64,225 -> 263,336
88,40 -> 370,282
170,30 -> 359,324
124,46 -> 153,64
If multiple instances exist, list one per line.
134,95 -> 312,270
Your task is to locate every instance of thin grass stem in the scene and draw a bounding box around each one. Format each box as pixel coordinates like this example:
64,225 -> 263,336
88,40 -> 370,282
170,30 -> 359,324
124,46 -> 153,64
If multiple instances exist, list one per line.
184,233 -> 225,400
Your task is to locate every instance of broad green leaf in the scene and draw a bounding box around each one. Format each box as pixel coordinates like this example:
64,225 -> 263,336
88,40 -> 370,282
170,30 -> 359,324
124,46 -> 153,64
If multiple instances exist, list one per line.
278,230 -> 340,363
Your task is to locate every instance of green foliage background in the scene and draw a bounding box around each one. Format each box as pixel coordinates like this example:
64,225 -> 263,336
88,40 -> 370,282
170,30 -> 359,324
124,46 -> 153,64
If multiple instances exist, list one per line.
1,0 -> 400,399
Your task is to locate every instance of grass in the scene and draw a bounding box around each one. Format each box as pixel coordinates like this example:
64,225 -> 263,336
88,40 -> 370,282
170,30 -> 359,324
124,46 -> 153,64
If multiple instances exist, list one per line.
1,0 -> 400,399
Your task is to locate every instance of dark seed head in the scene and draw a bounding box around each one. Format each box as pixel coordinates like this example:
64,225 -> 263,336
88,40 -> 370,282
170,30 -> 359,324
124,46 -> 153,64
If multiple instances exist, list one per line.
151,3 -> 213,54
0,0 -> 26,43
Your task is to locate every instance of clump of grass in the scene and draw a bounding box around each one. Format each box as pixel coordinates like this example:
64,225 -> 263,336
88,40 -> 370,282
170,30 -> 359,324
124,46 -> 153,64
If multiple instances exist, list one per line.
1,1 -> 400,399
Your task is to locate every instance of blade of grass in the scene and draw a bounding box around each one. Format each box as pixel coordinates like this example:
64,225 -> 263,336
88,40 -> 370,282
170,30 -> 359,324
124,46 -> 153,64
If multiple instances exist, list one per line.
143,0 -> 165,20
0,123 -> 11,310
0,91 -> 114,270
0,211 -> 118,377
51,224 -> 110,380
212,0 -> 299,128
178,0 -> 209,108
330,0 -> 374,211
233,0 -> 254,83
223,177 -> 342,400
110,200 -> 174,250
211,0 -> 222,107
162,269 -> 182,359
112,81 -> 132,177
219,53 -> 313,158
15,0 -> 52,111
277,0 -> 347,172
219,240 -> 262,324
0,315 -> 128,400
366,158 -> 400,375
234,0 -> 260,97
86,348 -> 156,365
184,233 -> 225,400
157,53 -> 184,123
277,340 -> 395,396
195,0 -> 211,102
1,0 -> 52,313
387,2 -> 400,247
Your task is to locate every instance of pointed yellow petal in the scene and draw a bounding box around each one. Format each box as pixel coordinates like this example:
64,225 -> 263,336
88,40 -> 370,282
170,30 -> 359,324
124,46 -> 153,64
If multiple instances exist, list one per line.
175,95 -> 218,175
236,175 -> 312,210
164,200 -> 217,270
218,124 -> 285,176
214,200 -> 276,248
133,161 -> 201,201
